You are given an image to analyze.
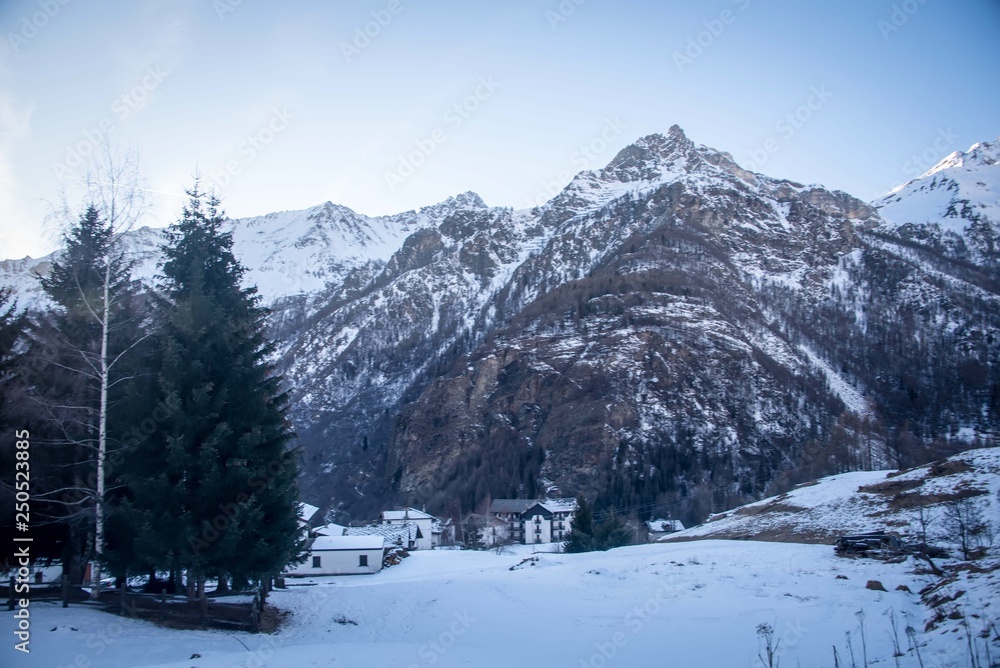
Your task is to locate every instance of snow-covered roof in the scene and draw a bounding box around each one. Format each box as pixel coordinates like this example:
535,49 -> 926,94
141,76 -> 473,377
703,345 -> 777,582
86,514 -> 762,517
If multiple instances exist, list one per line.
382,507 -> 434,521
314,522 -> 347,537
542,498 -> 578,513
310,535 -> 384,551
346,523 -> 420,545
490,498 -> 578,515
298,503 -> 320,523
646,519 -> 685,533
490,499 -> 534,514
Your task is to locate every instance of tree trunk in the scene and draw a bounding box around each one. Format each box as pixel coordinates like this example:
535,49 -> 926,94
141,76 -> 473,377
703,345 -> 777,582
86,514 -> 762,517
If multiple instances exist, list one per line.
91,265 -> 111,600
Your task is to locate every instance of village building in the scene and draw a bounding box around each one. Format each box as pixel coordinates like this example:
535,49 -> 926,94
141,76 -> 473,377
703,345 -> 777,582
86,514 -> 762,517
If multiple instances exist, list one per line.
285,535 -> 385,576
488,498 -> 577,544
297,502 -> 320,536
431,517 -> 456,548
380,507 -> 433,550
345,522 -> 420,551
645,519 -> 686,542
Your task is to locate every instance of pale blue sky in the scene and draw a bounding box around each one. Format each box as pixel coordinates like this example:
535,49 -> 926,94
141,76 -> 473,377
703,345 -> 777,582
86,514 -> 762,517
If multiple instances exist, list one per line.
1,0 -> 998,258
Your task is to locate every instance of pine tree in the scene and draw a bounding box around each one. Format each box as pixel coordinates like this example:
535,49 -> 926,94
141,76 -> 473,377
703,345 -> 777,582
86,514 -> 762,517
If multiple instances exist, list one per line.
124,184 -> 303,595
564,496 -> 594,553
592,510 -> 631,550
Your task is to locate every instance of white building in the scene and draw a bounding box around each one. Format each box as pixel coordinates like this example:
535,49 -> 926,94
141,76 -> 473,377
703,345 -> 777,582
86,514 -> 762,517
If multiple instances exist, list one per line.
489,498 -> 577,545
381,508 -> 435,550
286,535 -> 384,576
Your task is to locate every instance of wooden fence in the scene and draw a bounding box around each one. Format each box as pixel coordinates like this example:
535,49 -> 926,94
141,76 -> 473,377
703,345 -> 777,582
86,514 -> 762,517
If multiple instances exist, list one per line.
5,576 -> 271,633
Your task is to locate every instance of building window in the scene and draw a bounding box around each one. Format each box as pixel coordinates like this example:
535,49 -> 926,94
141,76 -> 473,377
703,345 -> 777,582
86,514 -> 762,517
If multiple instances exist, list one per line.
359,554 -> 368,567
312,556 -> 321,568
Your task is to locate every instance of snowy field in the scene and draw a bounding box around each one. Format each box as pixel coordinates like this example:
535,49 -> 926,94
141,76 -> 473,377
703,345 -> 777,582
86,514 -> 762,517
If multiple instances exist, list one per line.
3,540 -> 984,667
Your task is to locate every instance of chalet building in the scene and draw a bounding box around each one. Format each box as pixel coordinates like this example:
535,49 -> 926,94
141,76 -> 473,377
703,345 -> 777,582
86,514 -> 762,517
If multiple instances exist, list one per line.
285,535 -> 384,576
380,507 -> 433,550
489,498 -> 577,544
345,522 -> 420,550
380,507 -> 457,550
645,519 -> 686,542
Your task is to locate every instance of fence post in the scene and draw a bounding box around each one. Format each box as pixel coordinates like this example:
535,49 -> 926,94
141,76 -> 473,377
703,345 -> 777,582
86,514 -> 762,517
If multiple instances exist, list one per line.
7,576 -> 13,611
62,574 -> 68,608
119,582 -> 128,615
160,588 -> 167,621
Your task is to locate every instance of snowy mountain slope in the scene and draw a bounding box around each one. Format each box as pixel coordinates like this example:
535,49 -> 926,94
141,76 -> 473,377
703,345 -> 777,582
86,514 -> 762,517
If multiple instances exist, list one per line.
3,540 -> 992,667
875,137 -> 1000,270
0,192 -> 487,308
671,446 -> 1000,546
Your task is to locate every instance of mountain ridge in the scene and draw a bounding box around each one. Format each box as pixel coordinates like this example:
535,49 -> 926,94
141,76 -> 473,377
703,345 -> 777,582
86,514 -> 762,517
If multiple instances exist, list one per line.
2,126 -> 997,526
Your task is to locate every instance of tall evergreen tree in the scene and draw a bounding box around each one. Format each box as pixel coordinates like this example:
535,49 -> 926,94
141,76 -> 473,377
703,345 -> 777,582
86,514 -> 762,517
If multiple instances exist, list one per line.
564,496 -> 594,553
120,185 -> 302,595
592,510 -> 631,550
26,204 -> 144,581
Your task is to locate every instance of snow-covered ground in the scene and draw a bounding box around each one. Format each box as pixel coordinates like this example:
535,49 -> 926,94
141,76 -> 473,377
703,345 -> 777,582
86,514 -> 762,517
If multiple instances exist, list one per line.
4,540 -> 991,667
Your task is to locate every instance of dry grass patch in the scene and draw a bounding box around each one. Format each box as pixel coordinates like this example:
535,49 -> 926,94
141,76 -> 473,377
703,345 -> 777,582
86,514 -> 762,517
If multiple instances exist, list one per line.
858,478 -> 924,495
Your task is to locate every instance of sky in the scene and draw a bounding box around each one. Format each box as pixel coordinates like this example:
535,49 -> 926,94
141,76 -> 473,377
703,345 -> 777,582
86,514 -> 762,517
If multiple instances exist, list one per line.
0,0 -> 998,259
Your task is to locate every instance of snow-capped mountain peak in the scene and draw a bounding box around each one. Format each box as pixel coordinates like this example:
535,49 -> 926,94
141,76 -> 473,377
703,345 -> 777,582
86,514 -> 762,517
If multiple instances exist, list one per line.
601,126 -> 700,183
920,137 -> 999,179
874,136 -> 1000,267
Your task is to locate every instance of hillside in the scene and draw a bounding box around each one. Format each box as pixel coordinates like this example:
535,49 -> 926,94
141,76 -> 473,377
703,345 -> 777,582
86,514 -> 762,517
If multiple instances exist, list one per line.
670,446 -> 1000,546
